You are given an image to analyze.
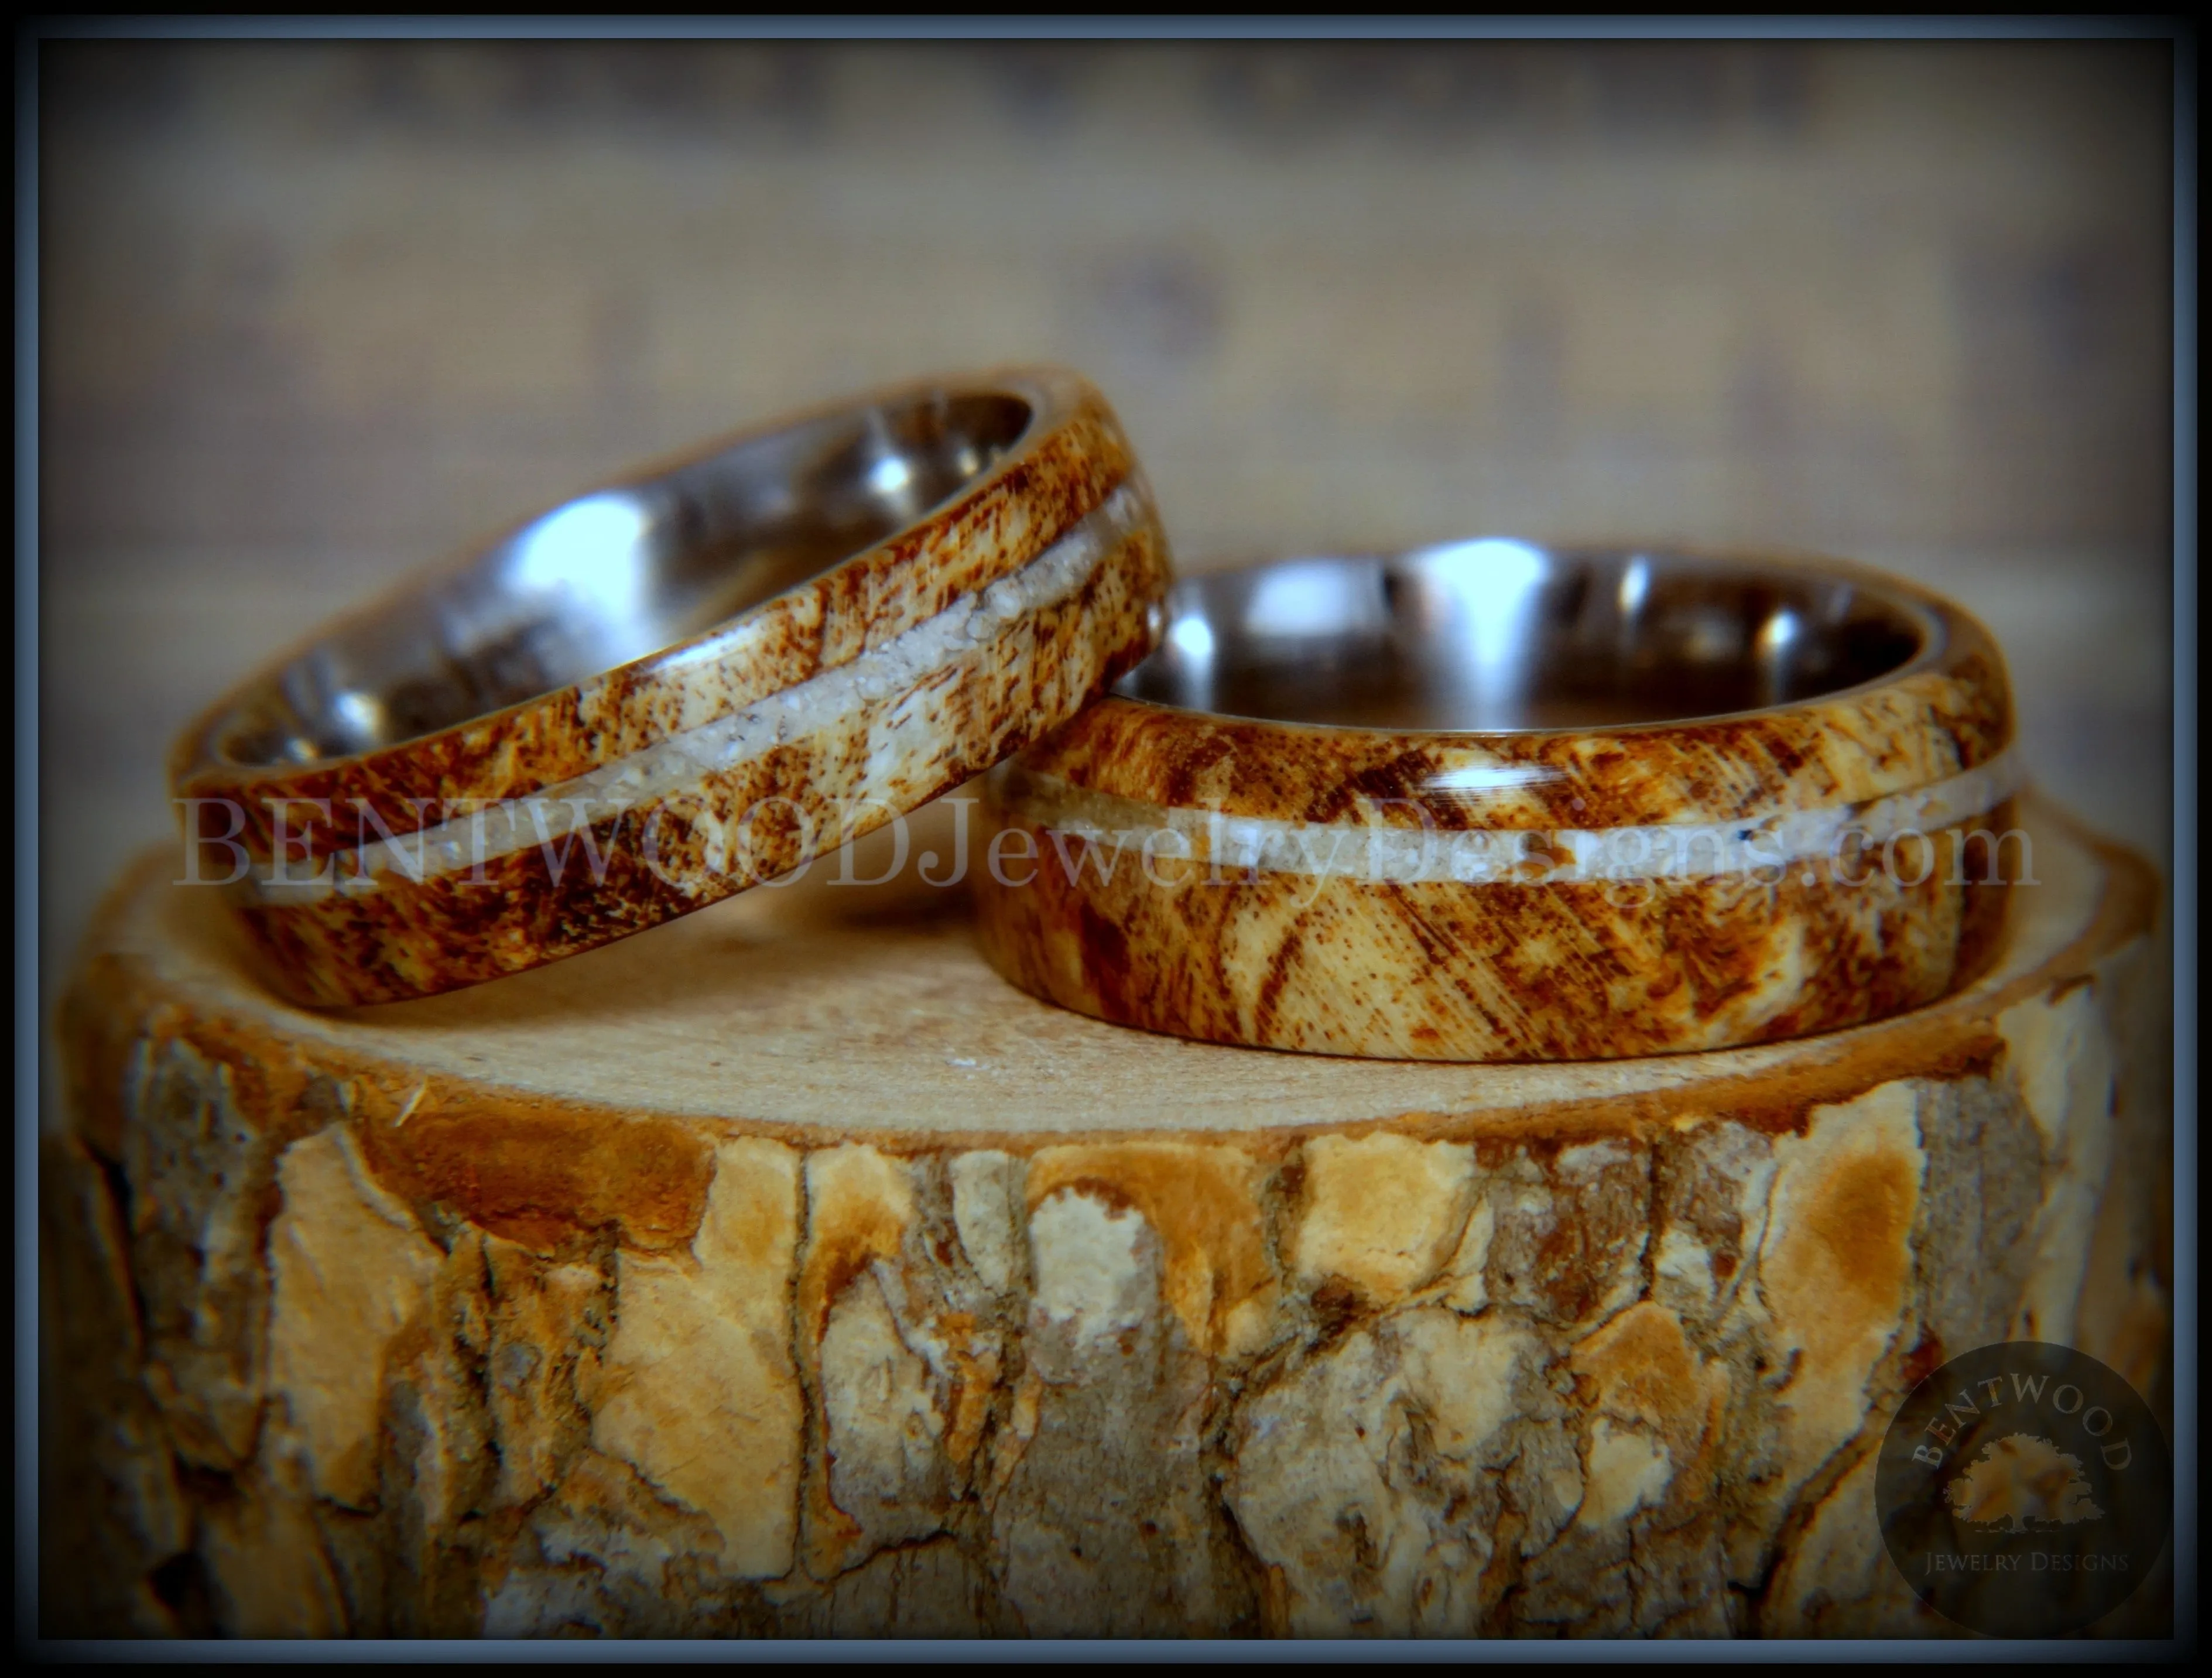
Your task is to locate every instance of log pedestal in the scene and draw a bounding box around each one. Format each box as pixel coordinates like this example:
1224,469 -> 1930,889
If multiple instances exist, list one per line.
42,796 -> 2169,1639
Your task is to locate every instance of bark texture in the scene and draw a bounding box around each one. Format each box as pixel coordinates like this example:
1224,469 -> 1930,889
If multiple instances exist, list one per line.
42,817 -> 2168,1639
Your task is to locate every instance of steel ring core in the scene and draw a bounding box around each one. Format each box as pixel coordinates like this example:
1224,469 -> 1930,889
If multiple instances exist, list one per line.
974,540 -> 2019,1061
173,367 -> 1172,1006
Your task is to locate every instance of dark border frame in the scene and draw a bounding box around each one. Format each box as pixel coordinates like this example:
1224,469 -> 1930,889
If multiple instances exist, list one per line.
15,15 -> 2196,1663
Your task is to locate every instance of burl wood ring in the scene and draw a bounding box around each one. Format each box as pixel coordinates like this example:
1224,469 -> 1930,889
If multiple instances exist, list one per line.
976,543 -> 2018,1061
170,368 -> 1170,1007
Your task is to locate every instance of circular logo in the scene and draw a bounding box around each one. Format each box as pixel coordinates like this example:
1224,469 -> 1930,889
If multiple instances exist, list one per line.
1877,1341 -> 2171,1636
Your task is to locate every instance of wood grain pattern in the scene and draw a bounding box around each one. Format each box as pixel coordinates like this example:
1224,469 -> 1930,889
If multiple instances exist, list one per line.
169,369 -> 1170,1007
42,798 -> 2169,1637
976,563 -> 2016,1060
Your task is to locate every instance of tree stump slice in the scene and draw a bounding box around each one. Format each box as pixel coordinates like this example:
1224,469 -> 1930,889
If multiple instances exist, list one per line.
43,794 -> 2169,1639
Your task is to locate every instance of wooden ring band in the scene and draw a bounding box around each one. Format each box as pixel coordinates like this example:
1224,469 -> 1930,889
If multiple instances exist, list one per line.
975,543 -> 2018,1061
172,368 -> 1170,1006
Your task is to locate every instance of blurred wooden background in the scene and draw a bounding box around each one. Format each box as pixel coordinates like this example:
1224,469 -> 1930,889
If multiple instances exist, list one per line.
39,39 -> 2176,1045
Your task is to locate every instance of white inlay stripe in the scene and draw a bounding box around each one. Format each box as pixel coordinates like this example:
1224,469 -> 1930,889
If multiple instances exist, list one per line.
1008,746 -> 2026,887
239,482 -> 1148,900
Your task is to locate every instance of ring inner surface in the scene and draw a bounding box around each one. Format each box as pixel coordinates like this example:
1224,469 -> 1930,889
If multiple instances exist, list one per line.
1116,542 -> 1933,733
217,390 -> 1034,766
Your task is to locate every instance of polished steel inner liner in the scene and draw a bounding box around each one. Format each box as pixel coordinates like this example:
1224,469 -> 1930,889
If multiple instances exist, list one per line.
1117,543 -> 1935,732
217,390 -> 1034,766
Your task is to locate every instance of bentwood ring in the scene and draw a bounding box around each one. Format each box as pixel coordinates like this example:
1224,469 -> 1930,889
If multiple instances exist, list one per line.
173,368 -> 1170,1007
974,542 -> 2019,1061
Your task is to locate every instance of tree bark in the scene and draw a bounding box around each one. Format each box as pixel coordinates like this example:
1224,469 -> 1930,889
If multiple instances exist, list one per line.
42,797 -> 2169,1639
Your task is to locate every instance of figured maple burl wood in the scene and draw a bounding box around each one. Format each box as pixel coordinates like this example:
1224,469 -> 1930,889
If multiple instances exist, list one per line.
43,795 -> 2168,1639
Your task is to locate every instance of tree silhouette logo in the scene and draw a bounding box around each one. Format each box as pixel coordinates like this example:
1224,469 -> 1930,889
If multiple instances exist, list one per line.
1877,1341 -> 2170,1636
1945,1433 -> 2104,1531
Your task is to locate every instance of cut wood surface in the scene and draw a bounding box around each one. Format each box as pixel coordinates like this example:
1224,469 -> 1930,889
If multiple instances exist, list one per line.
43,795 -> 2170,1638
